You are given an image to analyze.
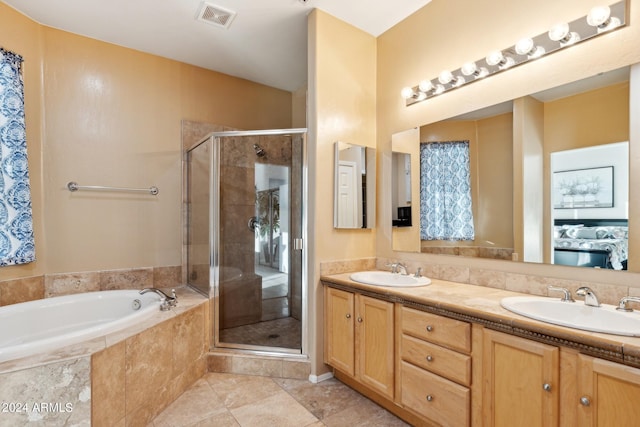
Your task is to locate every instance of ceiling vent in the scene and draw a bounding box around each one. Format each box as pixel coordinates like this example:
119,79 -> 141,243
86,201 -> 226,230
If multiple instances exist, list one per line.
196,2 -> 237,29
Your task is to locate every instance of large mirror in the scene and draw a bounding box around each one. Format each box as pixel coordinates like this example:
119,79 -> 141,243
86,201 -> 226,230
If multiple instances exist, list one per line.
392,65 -> 634,272
334,141 -> 376,229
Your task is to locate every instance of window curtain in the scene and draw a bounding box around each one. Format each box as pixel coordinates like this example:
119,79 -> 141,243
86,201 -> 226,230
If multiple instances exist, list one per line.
0,48 -> 35,265
419,141 -> 475,241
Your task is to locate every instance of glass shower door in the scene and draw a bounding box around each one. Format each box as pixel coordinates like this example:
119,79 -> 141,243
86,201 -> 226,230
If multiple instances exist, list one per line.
215,130 -> 304,353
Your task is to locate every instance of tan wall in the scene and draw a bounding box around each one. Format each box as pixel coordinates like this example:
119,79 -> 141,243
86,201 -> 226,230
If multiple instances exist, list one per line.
376,0 -> 640,287
308,9 -> 377,374
0,5 -> 292,277
419,113 -> 513,249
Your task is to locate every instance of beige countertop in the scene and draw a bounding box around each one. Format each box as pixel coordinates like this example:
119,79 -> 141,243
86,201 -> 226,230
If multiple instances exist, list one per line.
321,272 -> 640,368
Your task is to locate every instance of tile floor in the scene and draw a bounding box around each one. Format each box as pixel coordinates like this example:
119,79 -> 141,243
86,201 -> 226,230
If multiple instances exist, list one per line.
150,373 -> 410,427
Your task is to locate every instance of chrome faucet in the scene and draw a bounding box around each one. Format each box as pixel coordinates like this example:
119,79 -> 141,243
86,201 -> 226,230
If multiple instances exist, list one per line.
576,286 -> 600,307
548,286 -> 575,302
387,262 -> 408,275
616,296 -> 640,312
140,288 -> 178,311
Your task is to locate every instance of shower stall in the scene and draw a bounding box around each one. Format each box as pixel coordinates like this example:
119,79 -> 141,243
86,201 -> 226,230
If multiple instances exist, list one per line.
186,129 -> 307,354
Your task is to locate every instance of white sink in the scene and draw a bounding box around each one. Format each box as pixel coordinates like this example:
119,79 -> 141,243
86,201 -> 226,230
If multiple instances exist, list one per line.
350,271 -> 431,287
501,296 -> 640,336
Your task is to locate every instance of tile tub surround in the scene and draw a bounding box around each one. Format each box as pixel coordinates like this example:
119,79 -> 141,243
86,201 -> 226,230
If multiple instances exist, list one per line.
0,286 -> 208,427
0,265 -> 182,306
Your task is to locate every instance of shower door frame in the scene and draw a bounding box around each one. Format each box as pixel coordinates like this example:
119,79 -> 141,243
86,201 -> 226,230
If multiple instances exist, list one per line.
203,128 -> 308,356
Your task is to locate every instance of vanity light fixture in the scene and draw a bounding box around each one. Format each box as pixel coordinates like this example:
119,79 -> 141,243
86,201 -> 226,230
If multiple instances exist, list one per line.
401,0 -> 627,106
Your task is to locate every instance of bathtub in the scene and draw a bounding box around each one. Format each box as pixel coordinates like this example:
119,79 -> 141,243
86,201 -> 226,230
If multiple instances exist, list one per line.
0,290 -> 162,363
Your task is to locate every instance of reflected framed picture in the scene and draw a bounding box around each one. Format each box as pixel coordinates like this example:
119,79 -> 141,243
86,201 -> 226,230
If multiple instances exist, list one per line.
553,166 -> 614,209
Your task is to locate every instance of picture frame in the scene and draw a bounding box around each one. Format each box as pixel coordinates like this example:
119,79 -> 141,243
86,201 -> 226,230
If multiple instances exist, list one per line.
553,166 -> 614,209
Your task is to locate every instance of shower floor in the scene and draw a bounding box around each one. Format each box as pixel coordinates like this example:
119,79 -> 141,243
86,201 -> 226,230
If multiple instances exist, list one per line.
219,265 -> 301,349
219,317 -> 301,349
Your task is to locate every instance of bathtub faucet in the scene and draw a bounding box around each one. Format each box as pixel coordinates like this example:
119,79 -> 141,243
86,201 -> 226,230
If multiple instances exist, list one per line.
140,288 -> 178,311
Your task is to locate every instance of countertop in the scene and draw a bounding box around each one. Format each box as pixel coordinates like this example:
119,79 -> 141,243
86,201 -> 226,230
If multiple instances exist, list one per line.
321,272 -> 640,368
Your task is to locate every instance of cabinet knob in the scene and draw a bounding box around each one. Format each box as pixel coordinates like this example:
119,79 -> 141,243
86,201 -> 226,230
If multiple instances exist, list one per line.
357,317 -> 363,323
580,396 -> 591,406
426,395 -> 433,402
345,313 -> 351,319
426,325 -> 434,332
543,383 -> 551,392
426,355 -> 433,362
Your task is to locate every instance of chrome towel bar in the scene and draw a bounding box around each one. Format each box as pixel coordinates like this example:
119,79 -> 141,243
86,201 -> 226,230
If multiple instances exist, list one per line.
67,181 -> 159,195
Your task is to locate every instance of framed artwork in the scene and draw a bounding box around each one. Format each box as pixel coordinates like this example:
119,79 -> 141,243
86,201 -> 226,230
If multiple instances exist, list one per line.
553,166 -> 614,209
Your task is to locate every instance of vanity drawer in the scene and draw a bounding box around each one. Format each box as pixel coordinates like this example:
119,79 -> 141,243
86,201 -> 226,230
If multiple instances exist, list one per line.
401,334 -> 471,386
401,361 -> 470,427
401,306 -> 471,353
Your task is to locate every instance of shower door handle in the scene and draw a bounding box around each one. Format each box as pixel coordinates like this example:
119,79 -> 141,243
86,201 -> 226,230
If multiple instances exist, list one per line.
294,238 -> 304,250
248,217 -> 258,232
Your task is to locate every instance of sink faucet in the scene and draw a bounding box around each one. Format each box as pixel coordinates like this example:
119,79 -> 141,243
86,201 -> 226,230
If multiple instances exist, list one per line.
575,287 -> 600,307
616,296 -> 640,312
140,288 -> 178,311
387,262 -> 408,275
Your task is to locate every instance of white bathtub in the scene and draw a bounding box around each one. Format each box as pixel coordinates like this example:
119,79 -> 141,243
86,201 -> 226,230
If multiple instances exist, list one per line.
0,290 -> 162,363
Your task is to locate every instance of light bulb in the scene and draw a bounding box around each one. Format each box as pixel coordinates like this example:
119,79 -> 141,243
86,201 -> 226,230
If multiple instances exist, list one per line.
549,23 -> 581,46
587,6 -> 611,27
401,87 -> 414,99
461,62 -> 478,76
418,80 -> 434,92
438,70 -> 454,85
515,38 -> 534,56
433,84 -> 445,95
486,50 -> 505,66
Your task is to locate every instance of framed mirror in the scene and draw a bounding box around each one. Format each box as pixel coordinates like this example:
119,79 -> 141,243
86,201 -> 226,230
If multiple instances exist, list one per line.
392,64 -> 634,272
334,141 -> 376,229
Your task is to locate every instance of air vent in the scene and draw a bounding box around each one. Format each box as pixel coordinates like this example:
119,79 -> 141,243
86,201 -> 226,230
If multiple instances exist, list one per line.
196,2 -> 236,29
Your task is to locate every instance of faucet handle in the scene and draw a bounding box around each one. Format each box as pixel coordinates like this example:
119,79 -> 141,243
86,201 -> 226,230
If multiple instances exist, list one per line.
548,286 -> 574,302
414,267 -> 423,278
617,296 -> 640,312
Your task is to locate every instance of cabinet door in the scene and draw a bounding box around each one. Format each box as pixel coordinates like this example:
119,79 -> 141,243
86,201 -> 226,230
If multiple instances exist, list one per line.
577,355 -> 640,426
357,295 -> 395,399
483,329 -> 559,427
325,287 -> 355,375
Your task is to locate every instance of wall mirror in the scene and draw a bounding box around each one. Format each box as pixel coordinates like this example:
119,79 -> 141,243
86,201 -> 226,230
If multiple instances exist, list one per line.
334,141 -> 376,229
392,64 -> 635,272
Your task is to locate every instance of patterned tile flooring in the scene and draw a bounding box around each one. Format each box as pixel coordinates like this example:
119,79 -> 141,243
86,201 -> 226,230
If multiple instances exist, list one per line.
151,373 -> 410,427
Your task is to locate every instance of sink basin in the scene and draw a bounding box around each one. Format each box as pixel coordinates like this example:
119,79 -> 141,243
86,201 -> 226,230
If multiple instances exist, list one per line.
350,271 -> 431,287
501,296 -> 640,336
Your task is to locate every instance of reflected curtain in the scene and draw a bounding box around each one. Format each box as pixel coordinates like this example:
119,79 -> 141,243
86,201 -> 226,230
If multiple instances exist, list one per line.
420,141 -> 475,241
0,48 -> 35,265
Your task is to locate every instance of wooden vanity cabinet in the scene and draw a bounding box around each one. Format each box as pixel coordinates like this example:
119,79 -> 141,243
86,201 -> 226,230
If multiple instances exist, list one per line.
399,306 -> 472,426
575,354 -> 640,426
483,329 -> 559,427
324,286 -> 395,399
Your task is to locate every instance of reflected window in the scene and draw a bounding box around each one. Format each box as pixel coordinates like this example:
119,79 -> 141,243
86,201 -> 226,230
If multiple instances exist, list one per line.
419,141 -> 474,241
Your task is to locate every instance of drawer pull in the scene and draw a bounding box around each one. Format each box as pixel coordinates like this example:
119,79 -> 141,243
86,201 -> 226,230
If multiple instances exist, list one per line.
345,313 -> 351,319
426,325 -> 434,332
580,396 -> 591,406
357,317 -> 363,323
543,383 -> 551,392
426,355 -> 433,362
426,395 -> 434,402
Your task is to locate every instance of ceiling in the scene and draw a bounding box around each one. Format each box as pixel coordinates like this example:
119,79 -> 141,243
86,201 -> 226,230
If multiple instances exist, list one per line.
2,0 -> 432,92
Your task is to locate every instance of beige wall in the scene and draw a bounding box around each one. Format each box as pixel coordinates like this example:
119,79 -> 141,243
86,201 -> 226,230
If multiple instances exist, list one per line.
376,0 -> 640,287
308,9 -> 377,374
0,4 -> 292,278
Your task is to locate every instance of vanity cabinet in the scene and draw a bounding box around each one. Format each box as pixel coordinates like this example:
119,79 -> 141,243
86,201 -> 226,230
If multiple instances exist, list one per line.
575,354 -> 640,425
399,306 -> 472,426
324,287 -> 395,399
483,329 -> 559,426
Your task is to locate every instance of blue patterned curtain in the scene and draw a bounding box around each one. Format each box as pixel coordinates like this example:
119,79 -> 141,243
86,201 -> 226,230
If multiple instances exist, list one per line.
420,141 -> 475,241
0,48 -> 35,265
